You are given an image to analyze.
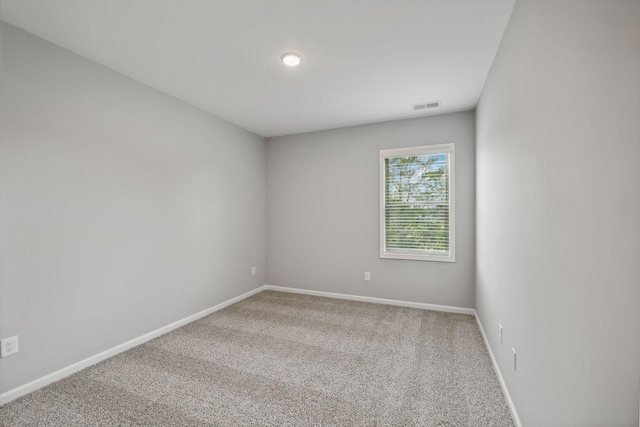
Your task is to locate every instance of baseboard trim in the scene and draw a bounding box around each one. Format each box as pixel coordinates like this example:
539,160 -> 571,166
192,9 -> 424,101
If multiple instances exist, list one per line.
0,285 -> 267,406
475,315 -> 523,427
264,285 -> 475,315
1,283 -> 519,426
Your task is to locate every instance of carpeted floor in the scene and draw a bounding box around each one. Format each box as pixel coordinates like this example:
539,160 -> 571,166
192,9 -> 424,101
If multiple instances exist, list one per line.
0,291 -> 515,426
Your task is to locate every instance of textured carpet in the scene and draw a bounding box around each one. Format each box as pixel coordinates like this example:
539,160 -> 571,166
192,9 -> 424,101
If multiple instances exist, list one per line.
0,291 -> 515,426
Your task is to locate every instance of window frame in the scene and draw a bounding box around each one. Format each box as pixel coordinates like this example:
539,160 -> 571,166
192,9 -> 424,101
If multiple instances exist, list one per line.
379,143 -> 455,262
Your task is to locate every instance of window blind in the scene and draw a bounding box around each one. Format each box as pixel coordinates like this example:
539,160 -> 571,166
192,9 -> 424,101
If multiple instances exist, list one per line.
380,144 -> 455,262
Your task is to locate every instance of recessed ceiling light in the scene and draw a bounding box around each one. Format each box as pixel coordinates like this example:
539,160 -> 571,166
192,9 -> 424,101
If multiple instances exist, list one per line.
281,52 -> 302,67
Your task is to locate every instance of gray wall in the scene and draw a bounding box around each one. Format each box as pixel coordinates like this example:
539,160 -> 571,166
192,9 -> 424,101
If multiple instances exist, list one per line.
0,24 -> 266,394
476,1 -> 640,426
266,112 -> 475,308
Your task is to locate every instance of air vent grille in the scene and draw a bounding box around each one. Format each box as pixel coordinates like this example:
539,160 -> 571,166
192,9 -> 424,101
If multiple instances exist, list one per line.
411,101 -> 441,111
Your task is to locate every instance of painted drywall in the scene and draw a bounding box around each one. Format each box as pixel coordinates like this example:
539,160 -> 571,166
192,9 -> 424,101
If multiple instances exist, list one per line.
0,24 -> 266,394
266,112 -> 475,308
476,1 -> 640,426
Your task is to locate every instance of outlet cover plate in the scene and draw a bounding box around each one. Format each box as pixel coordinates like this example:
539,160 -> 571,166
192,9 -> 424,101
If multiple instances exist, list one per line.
1,336 -> 19,357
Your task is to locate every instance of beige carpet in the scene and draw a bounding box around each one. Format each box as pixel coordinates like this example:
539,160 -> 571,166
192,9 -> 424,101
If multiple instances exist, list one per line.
0,290 -> 515,426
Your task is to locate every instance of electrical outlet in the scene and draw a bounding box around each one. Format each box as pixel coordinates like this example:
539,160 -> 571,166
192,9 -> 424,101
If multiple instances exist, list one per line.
251,267 -> 256,276
499,324 -> 503,344
1,336 -> 18,358
512,348 -> 517,370
364,272 -> 371,281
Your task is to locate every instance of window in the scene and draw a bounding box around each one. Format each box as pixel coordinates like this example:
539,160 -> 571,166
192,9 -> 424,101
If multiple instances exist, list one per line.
380,143 -> 455,262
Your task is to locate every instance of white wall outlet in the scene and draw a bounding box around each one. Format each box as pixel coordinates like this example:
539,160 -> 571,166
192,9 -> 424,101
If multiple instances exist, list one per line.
512,347 -> 517,370
1,336 -> 19,358
251,267 -> 256,276
499,323 -> 503,344
364,272 -> 371,281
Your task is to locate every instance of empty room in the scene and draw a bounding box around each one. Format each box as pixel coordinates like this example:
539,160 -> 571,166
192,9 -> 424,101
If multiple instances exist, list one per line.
1,1 -> 638,426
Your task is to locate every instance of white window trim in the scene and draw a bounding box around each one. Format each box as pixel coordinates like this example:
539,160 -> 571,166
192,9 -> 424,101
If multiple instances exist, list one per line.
379,143 -> 455,262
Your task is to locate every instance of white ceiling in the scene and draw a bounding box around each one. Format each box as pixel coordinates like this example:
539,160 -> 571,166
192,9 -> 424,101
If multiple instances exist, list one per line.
1,0 -> 515,137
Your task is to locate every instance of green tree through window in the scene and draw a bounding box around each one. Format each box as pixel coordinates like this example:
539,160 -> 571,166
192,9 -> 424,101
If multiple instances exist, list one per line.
380,144 -> 454,261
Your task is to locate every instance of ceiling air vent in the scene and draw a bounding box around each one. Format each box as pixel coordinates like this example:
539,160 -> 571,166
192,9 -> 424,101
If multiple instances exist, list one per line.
411,101 -> 441,111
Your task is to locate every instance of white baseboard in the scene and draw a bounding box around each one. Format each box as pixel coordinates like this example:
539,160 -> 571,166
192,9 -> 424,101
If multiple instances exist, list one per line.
0,285 -> 267,406
264,285 -> 475,315
475,315 -> 522,427
2,283 -> 521,427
